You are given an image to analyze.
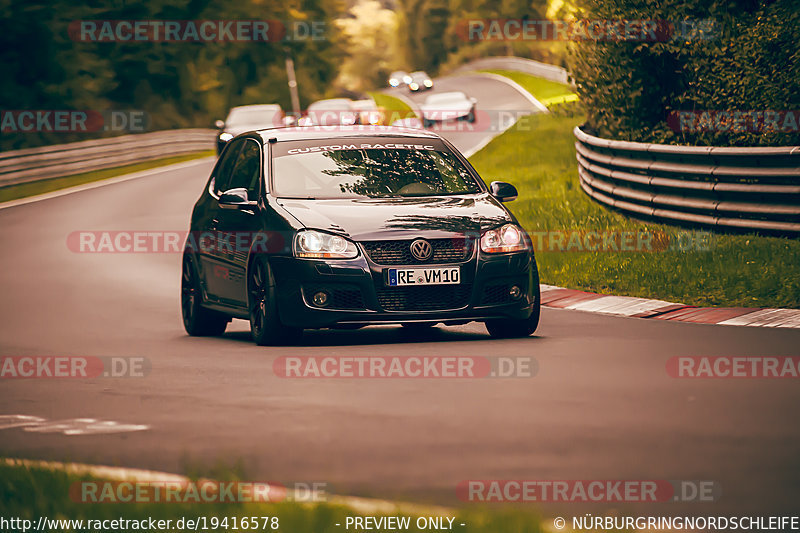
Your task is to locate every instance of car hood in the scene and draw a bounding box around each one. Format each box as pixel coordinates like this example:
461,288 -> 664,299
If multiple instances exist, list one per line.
276,195 -> 513,241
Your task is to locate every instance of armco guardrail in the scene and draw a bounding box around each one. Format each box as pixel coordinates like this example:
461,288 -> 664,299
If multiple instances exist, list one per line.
453,56 -> 571,85
0,129 -> 216,187
574,126 -> 800,234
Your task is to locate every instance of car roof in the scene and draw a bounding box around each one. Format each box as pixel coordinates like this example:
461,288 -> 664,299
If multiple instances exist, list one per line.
254,125 -> 442,143
307,98 -> 354,108
351,99 -> 378,109
425,91 -> 468,102
230,104 -> 282,112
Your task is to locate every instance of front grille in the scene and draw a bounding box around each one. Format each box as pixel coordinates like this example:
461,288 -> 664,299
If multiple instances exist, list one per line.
361,238 -> 473,265
304,284 -> 366,310
376,284 -> 472,312
481,283 -> 510,305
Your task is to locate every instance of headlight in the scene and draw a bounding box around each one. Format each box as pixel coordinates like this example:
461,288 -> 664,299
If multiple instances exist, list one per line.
423,79 -> 433,87
219,132 -> 234,142
480,224 -> 527,253
389,79 -> 399,87
294,230 -> 358,259
409,83 -> 419,90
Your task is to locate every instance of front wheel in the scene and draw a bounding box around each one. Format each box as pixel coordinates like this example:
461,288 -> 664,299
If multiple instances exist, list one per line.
181,253 -> 229,336
248,257 -> 301,346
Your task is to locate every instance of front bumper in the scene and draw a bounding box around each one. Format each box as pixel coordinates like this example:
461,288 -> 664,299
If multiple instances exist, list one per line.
269,246 -> 538,329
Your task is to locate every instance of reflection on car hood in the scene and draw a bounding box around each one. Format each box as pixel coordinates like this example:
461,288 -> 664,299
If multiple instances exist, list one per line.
277,195 -> 512,241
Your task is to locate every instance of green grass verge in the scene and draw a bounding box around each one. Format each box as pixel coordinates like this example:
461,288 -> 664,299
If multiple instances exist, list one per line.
469,110 -> 800,308
0,463 -> 553,533
368,92 -> 419,122
0,150 -> 215,204
479,69 -> 578,107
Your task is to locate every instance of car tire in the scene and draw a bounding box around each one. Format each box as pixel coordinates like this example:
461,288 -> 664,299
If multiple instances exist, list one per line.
248,257 -> 301,346
423,119 -> 434,129
467,109 -> 476,123
181,253 -> 229,336
485,283 -> 541,339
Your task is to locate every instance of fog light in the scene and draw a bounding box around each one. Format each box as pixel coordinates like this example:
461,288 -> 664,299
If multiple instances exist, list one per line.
312,291 -> 329,307
509,285 -> 522,300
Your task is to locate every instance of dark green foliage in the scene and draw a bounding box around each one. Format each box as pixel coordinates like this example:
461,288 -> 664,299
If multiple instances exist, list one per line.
0,0 -> 346,150
570,0 -> 800,146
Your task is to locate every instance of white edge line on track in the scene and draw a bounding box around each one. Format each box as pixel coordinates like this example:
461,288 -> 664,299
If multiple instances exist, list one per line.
393,93 -> 423,118
539,284 -> 800,329
0,156 -> 216,211
462,116 -> 521,158
464,72 -> 550,113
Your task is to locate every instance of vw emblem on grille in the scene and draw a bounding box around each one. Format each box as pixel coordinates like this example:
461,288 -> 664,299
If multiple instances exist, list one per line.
409,239 -> 433,261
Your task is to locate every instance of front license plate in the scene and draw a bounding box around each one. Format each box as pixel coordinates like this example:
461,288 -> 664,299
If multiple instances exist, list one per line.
386,267 -> 460,286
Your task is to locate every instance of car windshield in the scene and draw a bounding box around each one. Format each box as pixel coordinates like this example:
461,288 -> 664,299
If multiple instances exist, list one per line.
226,107 -> 281,127
271,140 -> 482,199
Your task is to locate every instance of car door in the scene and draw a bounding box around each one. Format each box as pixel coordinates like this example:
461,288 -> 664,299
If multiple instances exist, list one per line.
214,138 -> 264,305
198,138 -> 244,303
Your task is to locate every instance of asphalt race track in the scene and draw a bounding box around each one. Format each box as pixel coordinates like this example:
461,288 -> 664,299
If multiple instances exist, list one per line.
384,72 -> 539,156
1,73 -> 799,517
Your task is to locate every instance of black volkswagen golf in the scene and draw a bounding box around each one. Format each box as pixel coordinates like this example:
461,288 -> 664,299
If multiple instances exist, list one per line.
181,125 -> 540,345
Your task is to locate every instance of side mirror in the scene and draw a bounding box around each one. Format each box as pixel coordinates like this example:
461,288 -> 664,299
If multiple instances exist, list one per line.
219,188 -> 256,209
214,119 -> 225,129
490,181 -> 518,202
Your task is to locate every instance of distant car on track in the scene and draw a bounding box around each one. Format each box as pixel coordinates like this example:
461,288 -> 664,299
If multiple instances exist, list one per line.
408,70 -> 433,92
300,98 -> 358,126
351,99 -> 385,125
388,71 -> 411,88
181,125 -> 540,345
215,104 -> 283,154
419,91 -> 477,128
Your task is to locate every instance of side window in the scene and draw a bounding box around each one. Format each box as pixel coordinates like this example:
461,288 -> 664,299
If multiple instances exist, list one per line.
214,139 -> 245,195
227,139 -> 262,200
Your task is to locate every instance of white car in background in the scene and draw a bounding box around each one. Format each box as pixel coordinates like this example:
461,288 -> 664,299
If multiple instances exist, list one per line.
351,99 -> 385,125
419,91 -> 477,128
300,98 -> 358,126
408,70 -> 433,92
214,104 -> 284,154
388,70 -> 412,88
